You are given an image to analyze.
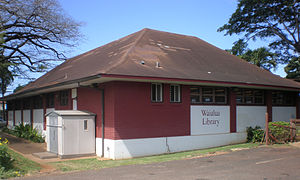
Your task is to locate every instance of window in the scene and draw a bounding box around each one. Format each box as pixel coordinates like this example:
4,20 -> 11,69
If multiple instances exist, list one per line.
236,89 -> 264,105
170,85 -> 181,102
46,93 -> 55,108
272,91 -> 295,106
7,101 -> 14,110
151,83 -> 163,102
190,86 -> 227,104
23,98 -> 31,109
34,96 -> 43,109
83,120 -> 88,131
60,90 -> 69,106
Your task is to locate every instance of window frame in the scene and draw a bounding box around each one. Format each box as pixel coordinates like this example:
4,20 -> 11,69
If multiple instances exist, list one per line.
59,90 -> 69,106
190,86 -> 227,104
272,91 -> 295,106
46,93 -> 55,108
170,84 -> 181,103
151,83 -> 163,103
33,96 -> 43,109
83,120 -> 88,131
236,88 -> 264,105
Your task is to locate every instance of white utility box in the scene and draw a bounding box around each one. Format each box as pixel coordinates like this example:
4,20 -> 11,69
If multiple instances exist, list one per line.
46,110 -> 96,158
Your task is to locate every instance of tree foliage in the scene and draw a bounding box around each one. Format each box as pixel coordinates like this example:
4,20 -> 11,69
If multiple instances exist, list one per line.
227,40 -> 278,71
218,0 -> 300,63
13,84 -> 25,93
284,57 -> 300,80
0,0 -> 82,75
0,64 -> 13,96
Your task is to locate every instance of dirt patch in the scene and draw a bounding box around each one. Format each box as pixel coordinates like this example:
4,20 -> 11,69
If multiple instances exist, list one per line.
185,151 -> 229,160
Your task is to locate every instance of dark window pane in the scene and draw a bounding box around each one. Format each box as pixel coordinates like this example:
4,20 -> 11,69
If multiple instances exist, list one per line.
215,96 -> 225,103
202,96 -> 213,103
175,86 -> 179,102
254,97 -> 263,104
170,85 -> 175,102
190,87 -> 200,94
157,84 -> 161,101
84,120 -> 88,130
235,89 -> 243,96
215,88 -> 225,95
60,90 -> 69,106
151,84 -> 156,101
285,95 -> 293,105
244,97 -> 253,104
254,90 -> 263,96
191,95 -> 200,103
236,96 -> 243,103
203,88 -> 213,95
46,94 -> 55,108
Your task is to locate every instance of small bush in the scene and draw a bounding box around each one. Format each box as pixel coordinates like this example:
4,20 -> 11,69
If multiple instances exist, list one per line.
3,124 -> 44,143
0,138 -> 14,171
246,126 -> 264,143
269,121 -> 290,142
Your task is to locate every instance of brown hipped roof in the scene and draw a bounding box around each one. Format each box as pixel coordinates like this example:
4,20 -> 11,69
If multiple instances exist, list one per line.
13,28 -> 300,96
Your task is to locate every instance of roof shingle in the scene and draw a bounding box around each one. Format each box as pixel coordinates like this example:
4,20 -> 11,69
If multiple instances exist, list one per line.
15,28 -> 300,95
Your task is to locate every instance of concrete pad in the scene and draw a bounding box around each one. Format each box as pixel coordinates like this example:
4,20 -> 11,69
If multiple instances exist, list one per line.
33,152 -> 58,159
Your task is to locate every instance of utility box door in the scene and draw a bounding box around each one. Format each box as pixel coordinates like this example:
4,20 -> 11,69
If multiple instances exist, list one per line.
49,126 -> 58,154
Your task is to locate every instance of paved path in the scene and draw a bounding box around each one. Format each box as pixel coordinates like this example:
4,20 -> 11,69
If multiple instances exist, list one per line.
18,146 -> 300,180
0,131 -> 46,154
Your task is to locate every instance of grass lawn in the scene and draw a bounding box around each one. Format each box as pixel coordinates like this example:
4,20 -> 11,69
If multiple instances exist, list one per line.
0,147 -> 41,179
51,143 -> 259,172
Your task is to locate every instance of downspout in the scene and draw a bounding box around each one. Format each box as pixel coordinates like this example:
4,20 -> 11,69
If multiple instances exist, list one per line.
101,89 -> 105,157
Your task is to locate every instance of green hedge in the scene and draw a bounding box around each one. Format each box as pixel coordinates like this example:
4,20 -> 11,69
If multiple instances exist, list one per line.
269,121 -> 290,143
246,126 -> 264,143
3,124 -> 44,143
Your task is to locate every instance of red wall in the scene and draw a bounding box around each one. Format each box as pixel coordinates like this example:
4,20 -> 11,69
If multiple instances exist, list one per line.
111,81 -> 190,140
77,87 -> 103,137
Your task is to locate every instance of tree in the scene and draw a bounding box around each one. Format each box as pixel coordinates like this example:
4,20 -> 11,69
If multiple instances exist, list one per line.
13,84 -> 25,93
0,64 -> 13,121
227,40 -> 278,71
218,0 -> 300,63
285,57 -> 300,80
241,47 -> 278,71
226,39 -> 248,56
0,0 -> 82,75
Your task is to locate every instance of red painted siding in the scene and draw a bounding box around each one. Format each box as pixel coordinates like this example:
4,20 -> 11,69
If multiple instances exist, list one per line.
266,91 -> 272,122
77,87 -> 103,138
229,89 -> 236,133
102,82 -> 117,139
111,81 -> 190,140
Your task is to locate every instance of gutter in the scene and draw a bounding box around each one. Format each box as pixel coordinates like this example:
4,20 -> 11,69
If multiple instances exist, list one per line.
101,89 -> 105,157
3,74 -> 102,100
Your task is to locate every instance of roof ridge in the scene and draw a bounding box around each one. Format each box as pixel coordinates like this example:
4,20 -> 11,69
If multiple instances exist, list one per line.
103,28 -> 148,73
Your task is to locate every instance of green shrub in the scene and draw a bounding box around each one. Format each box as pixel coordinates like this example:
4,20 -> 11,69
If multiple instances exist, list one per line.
0,138 -> 14,171
4,124 -> 45,143
269,121 -> 290,142
246,126 -> 264,143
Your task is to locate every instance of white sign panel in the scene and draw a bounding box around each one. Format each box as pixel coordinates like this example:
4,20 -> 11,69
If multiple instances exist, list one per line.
191,106 -> 230,135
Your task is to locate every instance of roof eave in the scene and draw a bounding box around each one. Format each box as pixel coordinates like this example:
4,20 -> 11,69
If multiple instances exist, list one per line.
4,74 -> 300,101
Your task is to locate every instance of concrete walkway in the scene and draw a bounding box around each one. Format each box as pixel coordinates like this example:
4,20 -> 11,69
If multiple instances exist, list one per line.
0,131 -> 46,154
0,131 -> 99,173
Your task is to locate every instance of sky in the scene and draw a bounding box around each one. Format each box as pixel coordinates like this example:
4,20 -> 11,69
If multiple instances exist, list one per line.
8,0 -> 287,93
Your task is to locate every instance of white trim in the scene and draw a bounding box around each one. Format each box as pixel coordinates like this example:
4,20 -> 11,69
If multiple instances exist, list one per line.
96,133 -> 246,159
